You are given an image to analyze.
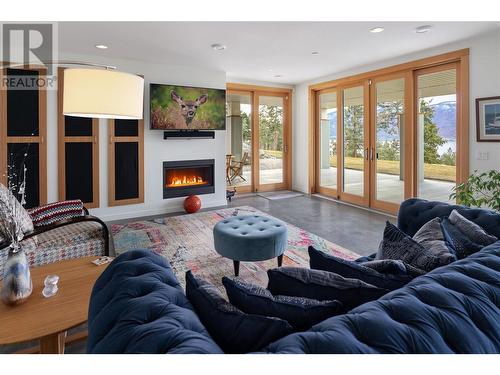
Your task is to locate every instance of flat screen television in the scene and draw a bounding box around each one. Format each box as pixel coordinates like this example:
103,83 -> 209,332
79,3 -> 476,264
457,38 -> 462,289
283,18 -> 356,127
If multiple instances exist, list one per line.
150,83 -> 226,130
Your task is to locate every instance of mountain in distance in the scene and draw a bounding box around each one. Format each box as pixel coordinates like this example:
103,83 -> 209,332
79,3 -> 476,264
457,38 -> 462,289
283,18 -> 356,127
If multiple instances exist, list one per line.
326,101 -> 457,140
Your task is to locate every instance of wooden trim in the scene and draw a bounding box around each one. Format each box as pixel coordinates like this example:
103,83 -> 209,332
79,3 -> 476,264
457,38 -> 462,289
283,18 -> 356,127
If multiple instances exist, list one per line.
308,88 -> 316,194
369,73 -> 408,215
57,67 -> 100,208
414,62 -> 461,200
108,119 -> 145,207
458,55 -> 469,184
251,91 -> 260,191
338,81 -> 369,206
308,49 -> 469,91
405,70 -> 415,200
313,88 -> 340,198
227,83 -> 293,94
0,67 -> 47,205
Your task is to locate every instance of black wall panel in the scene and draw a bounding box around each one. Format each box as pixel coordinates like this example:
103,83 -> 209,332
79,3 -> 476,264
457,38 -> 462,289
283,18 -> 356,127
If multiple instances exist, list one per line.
7,143 -> 40,208
64,116 -> 93,136
115,142 -> 139,200
65,143 -> 93,203
115,119 -> 139,137
7,69 -> 39,136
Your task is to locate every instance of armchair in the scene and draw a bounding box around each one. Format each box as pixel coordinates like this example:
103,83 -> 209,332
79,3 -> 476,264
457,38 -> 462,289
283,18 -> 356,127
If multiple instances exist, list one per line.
0,202 -> 110,275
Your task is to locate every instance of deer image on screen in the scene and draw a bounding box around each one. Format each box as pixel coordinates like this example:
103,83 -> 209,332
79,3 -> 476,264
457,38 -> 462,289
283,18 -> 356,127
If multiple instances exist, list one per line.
171,90 -> 208,126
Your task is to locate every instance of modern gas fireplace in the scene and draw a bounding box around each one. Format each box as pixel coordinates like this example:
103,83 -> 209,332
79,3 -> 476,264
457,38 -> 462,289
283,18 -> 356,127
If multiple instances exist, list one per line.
163,159 -> 215,199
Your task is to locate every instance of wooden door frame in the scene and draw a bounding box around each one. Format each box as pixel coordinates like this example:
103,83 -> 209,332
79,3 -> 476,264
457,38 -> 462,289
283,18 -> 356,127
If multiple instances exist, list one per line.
314,88 -> 339,199
226,89 -> 254,194
226,83 -> 293,193
369,72 -> 409,214
308,48 -> 469,213
0,66 -> 47,206
338,80 -> 370,207
254,90 -> 291,193
413,61 -> 467,199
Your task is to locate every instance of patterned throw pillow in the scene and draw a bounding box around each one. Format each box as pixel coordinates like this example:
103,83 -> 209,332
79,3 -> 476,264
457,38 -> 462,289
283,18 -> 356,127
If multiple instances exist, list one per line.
376,222 -> 444,272
449,210 -> 497,246
28,200 -> 84,227
185,271 -> 293,354
0,183 -> 34,239
308,246 -> 414,290
222,276 -> 343,330
412,217 -> 457,265
267,267 -> 388,310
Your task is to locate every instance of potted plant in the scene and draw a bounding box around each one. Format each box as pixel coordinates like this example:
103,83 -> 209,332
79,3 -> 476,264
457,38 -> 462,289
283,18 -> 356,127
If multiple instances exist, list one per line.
450,170 -> 500,212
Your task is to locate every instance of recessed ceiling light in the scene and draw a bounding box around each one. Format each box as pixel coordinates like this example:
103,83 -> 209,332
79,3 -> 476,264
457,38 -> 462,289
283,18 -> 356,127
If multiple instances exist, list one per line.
211,43 -> 226,51
369,27 -> 385,33
273,74 -> 283,78
415,25 -> 432,34
311,51 -> 319,55
95,44 -> 108,50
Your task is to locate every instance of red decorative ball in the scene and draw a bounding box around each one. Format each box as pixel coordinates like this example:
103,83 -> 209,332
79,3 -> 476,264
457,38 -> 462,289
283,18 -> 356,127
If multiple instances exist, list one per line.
184,195 -> 201,213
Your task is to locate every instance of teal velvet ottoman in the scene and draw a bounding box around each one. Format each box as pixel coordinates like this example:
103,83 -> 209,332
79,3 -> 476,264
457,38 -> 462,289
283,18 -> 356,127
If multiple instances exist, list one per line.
213,215 -> 288,276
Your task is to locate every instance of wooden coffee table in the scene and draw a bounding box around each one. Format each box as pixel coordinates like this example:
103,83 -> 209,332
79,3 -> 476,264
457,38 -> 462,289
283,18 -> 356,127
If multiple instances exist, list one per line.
0,256 -> 109,354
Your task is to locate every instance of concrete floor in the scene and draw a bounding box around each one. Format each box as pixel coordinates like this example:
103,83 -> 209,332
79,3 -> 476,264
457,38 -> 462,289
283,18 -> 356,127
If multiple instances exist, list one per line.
320,167 -> 455,203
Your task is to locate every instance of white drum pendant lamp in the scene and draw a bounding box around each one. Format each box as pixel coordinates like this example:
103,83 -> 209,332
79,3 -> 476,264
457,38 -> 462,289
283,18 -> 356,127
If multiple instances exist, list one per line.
63,68 -> 144,120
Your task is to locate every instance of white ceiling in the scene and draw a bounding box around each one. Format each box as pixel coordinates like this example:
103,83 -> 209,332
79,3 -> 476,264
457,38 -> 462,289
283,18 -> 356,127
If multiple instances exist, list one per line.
59,22 -> 499,85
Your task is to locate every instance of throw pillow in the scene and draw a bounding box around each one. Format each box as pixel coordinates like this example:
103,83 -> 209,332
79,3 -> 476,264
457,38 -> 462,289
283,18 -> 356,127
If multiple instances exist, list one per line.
28,200 -> 85,227
308,246 -> 413,290
0,183 -> 34,237
267,267 -> 388,310
376,221 -> 444,272
412,217 -> 457,265
222,276 -> 343,330
448,210 -> 498,246
185,271 -> 293,353
361,259 -> 426,278
441,217 -> 488,259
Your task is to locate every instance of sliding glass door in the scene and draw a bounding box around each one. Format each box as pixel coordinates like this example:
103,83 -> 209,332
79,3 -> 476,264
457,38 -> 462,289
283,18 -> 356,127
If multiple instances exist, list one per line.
340,83 -> 369,206
316,89 -> 339,196
226,86 -> 291,193
313,55 -> 467,214
370,74 -> 408,211
416,64 -> 458,203
257,93 -> 287,190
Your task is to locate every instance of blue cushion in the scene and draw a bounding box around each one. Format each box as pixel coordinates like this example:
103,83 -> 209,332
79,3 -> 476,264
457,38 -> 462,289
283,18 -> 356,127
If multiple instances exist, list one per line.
87,249 -> 222,354
213,215 -> 288,261
222,276 -> 343,330
377,222 -> 448,272
262,242 -> 500,353
398,198 -> 500,238
267,267 -> 388,310
308,246 -> 413,290
185,271 -> 293,353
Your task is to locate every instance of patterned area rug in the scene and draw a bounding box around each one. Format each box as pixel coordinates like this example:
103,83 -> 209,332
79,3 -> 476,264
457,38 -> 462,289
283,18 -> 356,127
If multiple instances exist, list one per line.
111,206 -> 360,293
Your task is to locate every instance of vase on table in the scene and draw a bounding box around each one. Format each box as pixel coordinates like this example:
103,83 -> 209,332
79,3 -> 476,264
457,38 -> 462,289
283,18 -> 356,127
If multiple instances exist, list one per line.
1,244 -> 33,305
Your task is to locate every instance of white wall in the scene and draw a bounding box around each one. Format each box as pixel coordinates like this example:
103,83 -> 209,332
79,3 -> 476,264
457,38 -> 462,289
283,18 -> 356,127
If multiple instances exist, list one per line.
46,53 -> 227,221
292,29 -> 500,193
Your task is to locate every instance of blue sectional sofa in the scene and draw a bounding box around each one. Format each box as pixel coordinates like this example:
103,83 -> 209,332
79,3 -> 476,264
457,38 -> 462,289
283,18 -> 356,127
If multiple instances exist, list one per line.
88,199 -> 500,353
